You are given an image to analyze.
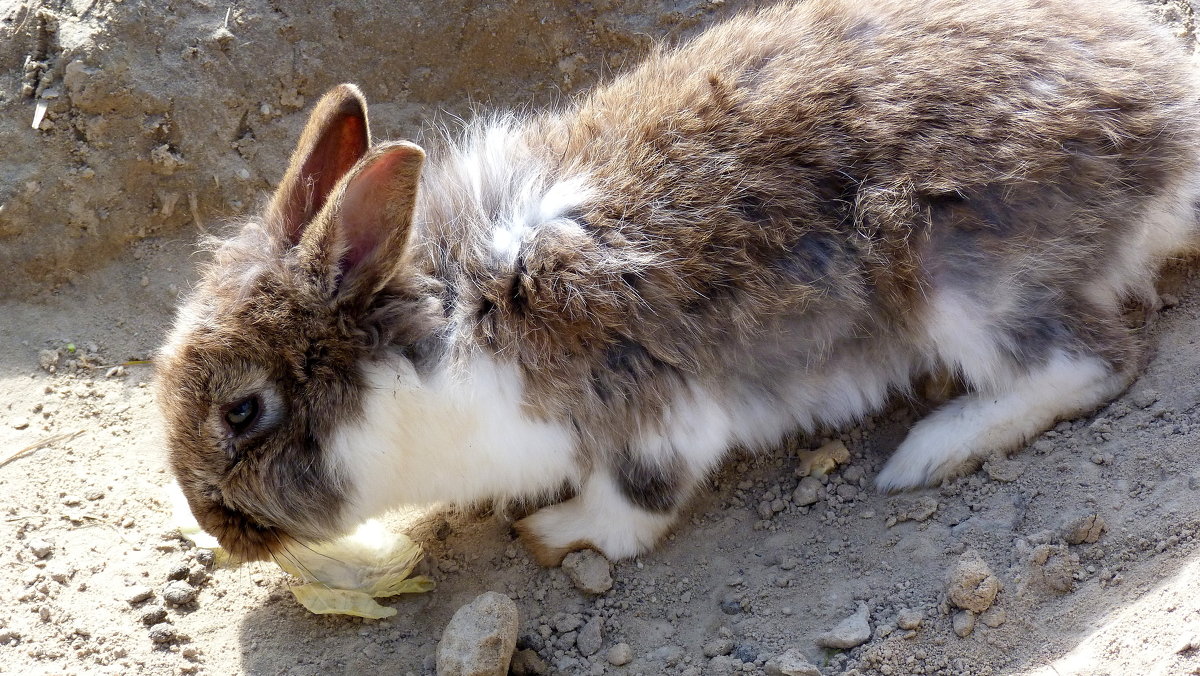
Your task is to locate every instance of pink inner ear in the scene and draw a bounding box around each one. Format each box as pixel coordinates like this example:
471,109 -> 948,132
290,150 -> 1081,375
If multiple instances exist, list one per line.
281,110 -> 369,245
336,146 -> 422,273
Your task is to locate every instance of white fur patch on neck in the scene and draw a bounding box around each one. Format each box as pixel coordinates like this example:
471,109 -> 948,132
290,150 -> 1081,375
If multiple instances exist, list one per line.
491,174 -> 593,264
327,352 -> 579,523
420,118 -> 592,266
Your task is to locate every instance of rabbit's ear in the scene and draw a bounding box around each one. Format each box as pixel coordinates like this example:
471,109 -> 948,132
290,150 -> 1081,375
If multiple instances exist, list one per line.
268,84 -> 370,245
299,141 -> 426,298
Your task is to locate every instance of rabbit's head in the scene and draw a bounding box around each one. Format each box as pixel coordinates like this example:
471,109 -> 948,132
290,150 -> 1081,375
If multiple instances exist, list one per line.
156,85 -> 432,560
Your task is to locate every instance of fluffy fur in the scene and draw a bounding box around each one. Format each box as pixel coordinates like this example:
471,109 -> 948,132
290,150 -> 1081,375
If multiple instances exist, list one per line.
159,0 -> 1200,563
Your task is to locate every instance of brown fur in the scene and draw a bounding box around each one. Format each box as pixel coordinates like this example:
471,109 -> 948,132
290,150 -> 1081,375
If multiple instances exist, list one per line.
510,522 -> 590,567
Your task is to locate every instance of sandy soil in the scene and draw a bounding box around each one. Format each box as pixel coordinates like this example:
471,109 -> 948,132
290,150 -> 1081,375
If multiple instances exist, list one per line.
2,1 -> 1200,675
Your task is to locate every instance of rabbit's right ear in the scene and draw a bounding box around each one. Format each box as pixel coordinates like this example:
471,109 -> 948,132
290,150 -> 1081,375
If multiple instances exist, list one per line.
267,84 -> 371,245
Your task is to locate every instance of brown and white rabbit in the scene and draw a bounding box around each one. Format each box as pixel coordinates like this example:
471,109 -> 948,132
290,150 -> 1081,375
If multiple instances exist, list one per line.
158,0 -> 1200,565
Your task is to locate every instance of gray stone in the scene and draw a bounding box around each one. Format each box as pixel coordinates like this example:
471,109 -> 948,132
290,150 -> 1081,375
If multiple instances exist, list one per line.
436,592 -> 519,676
1030,544 -> 1079,593
651,644 -> 683,665
764,648 -> 821,676
27,539 -> 53,559
731,643 -> 758,663
792,477 -> 822,506
896,608 -> 923,630
576,617 -> 602,657
703,637 -> 735,658
139,606 -> 168,626
561,549 -> 613,594
905,496 -> 939,522
1131,389 -> 1160,409
148,623 -> 178,644
983,457 -> 1021,483
979,606 -> 1007,628
606,642 -> 634,666
554,613 -> 583,634
125,585 -> 154,605
162,580 -> 198,606
952,610 -> 976,638
817,601 -> 871,649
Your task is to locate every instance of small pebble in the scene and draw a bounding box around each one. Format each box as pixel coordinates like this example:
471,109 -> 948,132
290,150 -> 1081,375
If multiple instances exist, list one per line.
162,580 -> 198,606
27,539 -> 54,559
139,606 -> 168,626
606,642 -> 634,666
984,457 -> 1021,483
126,585 -> 154,605
1064,514 -> 1107,545
764,648 -> 820,676
1131,389 -> 1160,409
703,638 -> 735,658
792,477 -> 821,506
167,562 -> 191,581
576,617 -> 603,657
561,549 -> 613,594
905,496 -> 939,522
731,643 -> 758,663
554,614 -> 583,634
816,601 -> 871,649
896,608 -> 923,630
436,592 -> 519,676
952,610 -> 976,638
979,606 -> 1007,628
148,623 -> 178,644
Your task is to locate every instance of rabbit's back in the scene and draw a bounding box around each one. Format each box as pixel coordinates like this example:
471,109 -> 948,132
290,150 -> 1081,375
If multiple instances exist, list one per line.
423,0 -> 1200,436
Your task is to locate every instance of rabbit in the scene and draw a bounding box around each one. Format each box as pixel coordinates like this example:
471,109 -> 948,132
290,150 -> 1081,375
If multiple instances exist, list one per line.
158,0 -> 1200,566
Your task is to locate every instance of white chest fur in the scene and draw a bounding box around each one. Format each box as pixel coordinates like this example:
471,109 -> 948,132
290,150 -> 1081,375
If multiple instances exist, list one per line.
328,353 -> 580,524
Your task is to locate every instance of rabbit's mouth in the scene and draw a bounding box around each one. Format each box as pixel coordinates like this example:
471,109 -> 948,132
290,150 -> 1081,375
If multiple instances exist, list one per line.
197,501 -> 287,562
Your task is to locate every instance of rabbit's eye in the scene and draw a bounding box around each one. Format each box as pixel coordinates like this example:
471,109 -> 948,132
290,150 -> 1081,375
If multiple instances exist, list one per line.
224,396 -> 261,436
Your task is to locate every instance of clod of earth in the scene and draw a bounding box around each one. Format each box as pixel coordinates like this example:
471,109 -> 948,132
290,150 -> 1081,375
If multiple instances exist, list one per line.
796,440 -> 851,478
1063,513 -> 1107,545
947,551 -> 1001,613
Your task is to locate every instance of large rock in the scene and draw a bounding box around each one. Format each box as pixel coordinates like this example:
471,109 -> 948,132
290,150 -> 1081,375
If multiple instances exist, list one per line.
436,592 -> 519,676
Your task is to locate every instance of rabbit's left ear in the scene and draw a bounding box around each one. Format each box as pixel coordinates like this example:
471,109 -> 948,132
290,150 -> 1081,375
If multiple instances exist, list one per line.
268,84 -> 370,246
298,141 -> 426,298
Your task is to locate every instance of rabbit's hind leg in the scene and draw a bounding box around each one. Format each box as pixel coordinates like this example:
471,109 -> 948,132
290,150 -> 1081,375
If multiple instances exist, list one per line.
876,347 -> 1131,492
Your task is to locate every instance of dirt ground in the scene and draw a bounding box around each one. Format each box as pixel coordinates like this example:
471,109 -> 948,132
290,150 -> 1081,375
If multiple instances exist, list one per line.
3,1 -> 1200,675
